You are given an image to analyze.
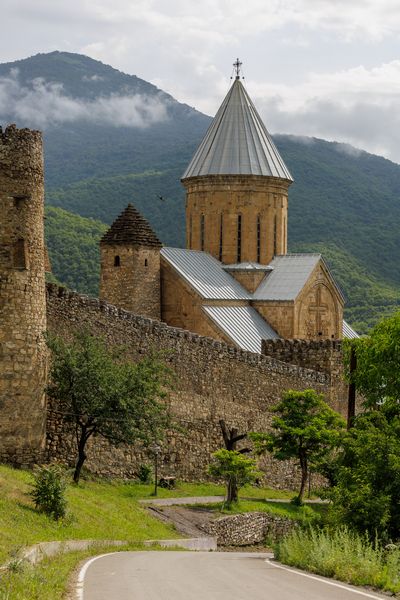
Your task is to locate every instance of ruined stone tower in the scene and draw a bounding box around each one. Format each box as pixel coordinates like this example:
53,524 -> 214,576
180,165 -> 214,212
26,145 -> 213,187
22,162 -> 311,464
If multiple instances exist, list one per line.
99,203 -> 162,319
182,75 -> 293,266
0,125 -> 48,464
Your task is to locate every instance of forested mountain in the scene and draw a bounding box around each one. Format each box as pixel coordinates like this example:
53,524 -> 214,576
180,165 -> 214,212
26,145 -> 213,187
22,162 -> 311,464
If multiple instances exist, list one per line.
1,51 -> 400,333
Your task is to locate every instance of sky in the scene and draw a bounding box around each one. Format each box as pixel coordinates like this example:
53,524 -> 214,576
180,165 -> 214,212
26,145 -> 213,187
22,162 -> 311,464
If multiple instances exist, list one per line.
2,0 -> 400,162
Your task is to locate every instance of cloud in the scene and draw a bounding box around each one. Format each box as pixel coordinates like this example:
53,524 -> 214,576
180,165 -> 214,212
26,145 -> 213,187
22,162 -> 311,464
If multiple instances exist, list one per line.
0,69 -> 168,129
250,60 -> 400,162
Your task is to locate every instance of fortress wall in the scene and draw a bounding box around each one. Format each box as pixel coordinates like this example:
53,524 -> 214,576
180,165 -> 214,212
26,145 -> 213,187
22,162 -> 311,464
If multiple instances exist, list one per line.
46,284 -> 345,487
262,339 -> 347,415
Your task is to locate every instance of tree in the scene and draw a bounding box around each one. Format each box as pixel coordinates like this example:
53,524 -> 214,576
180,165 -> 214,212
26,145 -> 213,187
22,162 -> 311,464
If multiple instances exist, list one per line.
46,332 -> 170,483
208,449 -> 260,505
346,310 -> 400,407
329,402 -> 400,540
251,389 -> 345,503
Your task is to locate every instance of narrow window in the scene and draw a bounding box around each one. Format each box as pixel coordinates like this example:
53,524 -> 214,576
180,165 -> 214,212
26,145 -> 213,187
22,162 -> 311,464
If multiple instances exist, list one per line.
219,213 -> 223,262
13,238 -> 27,269
256,215 -> 261,263
114,255 -> 120,267
189,213 -> 193,248
200,215 -> 205,251
273,215 -> 277,256
283,215 -> 286,253
237,214 -> 242,263
144,258 -> 148,267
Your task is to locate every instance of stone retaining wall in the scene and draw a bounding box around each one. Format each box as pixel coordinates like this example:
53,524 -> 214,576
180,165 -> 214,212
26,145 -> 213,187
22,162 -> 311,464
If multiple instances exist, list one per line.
205,512 -> 296,546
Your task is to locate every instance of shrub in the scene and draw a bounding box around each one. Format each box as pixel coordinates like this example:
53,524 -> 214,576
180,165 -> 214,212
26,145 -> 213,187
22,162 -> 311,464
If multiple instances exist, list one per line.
137,464 -> 152,484
275,526 -> 400,594
30,465 -> 67,520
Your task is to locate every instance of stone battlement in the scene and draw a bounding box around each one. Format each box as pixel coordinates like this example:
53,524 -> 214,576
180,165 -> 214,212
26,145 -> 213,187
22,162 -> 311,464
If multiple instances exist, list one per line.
262,338 -> 343,375
46,282 -> 329,384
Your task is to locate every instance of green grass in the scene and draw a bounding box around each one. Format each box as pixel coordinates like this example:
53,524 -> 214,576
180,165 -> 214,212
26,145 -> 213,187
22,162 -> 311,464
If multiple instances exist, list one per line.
0,465 -> 293,565
0,465 -> 178,565
122,481 -> 294,501
275,526 -> 400,594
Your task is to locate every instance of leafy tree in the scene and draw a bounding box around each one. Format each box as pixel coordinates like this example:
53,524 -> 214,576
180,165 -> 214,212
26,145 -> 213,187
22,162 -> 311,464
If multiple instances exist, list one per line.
251,389 -> 345,503
329,402 -> 400,540
208,449 -> 260,506
336,313 -> 400,539
346,311 -> 400,407
46,332 -> 170,483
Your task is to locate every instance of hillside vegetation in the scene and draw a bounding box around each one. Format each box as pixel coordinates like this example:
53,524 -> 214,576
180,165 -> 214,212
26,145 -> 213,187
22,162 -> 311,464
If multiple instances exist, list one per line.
1,51 -> 399,332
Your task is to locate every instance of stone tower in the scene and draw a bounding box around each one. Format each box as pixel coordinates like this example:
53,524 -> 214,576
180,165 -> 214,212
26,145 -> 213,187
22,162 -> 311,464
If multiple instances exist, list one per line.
99,203 -> 162,319
182,73 -> 293,266
0,125 -> 48,465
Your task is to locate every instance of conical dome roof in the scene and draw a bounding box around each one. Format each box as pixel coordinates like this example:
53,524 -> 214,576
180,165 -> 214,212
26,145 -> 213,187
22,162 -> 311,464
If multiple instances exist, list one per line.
182,78 -> 293,181
101,203 -> 162,247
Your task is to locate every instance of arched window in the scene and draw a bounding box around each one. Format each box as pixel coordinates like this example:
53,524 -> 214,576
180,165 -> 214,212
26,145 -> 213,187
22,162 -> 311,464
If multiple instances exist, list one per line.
273,215 -> 277,256
114,255 -> 120,267
256,215 -> 261,263
237,214 -> 242,263
189,213 -> 193,248
13,238 -> 27,269
200,215 -> 205,251
219,213 -> 223,261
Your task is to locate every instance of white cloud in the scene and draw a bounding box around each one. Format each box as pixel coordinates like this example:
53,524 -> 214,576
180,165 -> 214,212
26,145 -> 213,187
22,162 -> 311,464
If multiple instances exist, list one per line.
248,60 -> 400,161
0,70 -> 168,129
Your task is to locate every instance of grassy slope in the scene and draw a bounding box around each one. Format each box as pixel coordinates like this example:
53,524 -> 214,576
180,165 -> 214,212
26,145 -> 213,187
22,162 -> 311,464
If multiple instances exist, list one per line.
0,465 -> 296,564
0,465 -> 178,564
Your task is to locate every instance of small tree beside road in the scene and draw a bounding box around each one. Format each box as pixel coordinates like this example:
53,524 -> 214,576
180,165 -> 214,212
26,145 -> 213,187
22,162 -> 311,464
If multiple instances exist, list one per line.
46,332 -> 171,483
208,449 -> 260,506
251,389 -> 345,503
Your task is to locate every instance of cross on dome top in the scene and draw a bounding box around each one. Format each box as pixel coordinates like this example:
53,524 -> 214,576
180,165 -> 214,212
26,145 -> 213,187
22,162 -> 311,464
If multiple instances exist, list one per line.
233,58 -> 242,79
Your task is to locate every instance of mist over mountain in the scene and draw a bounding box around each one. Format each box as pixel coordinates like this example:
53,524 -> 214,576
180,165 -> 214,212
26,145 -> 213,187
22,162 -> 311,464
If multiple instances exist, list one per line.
1,51 -> 399,333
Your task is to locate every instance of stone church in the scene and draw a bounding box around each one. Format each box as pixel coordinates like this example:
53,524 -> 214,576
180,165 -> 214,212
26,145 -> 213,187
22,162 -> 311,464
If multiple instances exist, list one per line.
99,73 -> 358,353
0,67 -> 357,479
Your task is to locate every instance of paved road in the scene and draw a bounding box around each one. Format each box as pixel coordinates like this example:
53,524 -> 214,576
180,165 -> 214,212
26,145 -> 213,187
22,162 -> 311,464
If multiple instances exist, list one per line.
79,551 -> 387,600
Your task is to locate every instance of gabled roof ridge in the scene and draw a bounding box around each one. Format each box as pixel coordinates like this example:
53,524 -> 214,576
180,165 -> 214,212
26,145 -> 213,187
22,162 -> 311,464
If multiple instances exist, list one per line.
101,203 -> 162,247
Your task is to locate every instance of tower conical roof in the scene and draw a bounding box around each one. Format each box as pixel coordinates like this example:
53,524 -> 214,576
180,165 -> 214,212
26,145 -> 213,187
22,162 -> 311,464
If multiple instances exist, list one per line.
182,78 -> 293,181
101,203 -> 162,247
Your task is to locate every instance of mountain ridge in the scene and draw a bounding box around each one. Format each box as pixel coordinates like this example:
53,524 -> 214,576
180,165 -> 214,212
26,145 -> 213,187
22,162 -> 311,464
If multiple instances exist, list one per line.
1,51 -> 399,333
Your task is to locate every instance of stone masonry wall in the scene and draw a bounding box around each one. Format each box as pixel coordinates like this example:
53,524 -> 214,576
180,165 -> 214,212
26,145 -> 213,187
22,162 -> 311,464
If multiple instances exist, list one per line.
262,338 -> 347,416
46,284 -> 346,487
205,512 -> 296,546
183,175 -> 290,265
100,244 -> 160,320
0,125 -> 48,466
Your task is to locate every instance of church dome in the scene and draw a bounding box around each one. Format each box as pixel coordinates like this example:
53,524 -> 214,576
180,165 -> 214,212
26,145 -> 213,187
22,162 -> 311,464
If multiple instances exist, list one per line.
182,77 -> 293,181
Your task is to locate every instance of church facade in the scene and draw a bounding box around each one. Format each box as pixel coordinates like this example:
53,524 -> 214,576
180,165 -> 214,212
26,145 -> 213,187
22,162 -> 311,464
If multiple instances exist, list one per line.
100,74 -> 357,353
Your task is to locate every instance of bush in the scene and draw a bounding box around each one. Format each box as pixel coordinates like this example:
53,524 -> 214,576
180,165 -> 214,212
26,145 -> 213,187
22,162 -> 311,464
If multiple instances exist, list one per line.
137,464 -> 152,484
30,466 -> 67,520
275,526 -> 400,594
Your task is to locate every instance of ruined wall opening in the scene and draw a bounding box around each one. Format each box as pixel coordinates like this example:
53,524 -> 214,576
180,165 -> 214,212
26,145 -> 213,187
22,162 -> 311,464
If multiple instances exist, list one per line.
114,255 -> 120,267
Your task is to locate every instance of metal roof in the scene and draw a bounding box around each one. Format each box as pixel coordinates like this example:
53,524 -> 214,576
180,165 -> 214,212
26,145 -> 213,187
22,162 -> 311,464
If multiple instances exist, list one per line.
223,262 -> 273,272
182,79 -> 293,181
203,305 -> 279,353
254,254 -> 321,301
343,320 -> 359,339
161,247 -> 251,300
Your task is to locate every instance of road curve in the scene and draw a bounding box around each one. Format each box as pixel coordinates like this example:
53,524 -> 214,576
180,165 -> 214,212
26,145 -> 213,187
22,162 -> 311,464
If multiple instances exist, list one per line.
79,551 -> 388,600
